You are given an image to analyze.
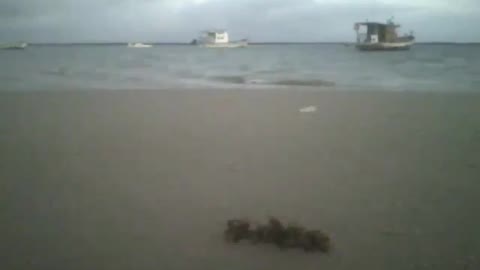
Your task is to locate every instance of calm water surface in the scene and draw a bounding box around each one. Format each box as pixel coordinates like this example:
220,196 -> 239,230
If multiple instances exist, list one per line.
1,44 -> 480,91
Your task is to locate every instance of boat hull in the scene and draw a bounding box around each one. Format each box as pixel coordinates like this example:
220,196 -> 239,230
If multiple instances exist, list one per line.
0,43 -> 28,50
199,41 -> 248,48
355,41 -> 414,51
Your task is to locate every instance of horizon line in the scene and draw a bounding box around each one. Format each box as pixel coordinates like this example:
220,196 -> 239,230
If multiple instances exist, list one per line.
26,41 -> 480,45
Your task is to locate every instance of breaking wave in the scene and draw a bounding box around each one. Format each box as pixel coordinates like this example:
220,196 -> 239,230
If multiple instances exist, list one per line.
272,79 -> 335,87
208,75 -> 335,87
209,75 -> 247,84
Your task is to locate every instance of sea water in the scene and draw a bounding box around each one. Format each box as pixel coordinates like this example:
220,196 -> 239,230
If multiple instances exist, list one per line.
1,44 -> 480,91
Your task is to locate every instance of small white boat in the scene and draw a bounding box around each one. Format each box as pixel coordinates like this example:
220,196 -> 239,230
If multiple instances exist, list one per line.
0,42 -> 28,50
127,42 -> 152,48
195,30 -> 248,48
354,18 -> 415,51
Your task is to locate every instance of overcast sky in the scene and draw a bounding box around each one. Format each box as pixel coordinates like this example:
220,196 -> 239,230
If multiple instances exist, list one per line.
1,0 -> 479,42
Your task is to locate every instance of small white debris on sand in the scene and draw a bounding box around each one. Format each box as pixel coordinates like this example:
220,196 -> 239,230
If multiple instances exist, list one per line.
299,106 -> 317,113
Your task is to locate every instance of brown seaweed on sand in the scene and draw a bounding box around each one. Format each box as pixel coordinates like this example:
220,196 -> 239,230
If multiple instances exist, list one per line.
224,217 -> 332,253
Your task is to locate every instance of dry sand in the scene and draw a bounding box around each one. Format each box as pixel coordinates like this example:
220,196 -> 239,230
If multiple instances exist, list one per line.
1,89 -> 479,270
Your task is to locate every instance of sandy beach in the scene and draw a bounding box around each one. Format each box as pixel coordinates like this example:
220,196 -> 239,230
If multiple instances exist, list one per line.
1,89 -> 479,270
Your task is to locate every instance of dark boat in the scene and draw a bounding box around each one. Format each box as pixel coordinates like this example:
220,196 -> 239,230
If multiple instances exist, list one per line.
354,18 -> 415,51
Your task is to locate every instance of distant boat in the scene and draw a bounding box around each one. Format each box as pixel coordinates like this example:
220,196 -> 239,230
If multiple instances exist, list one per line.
354,18 -> 414,51
127,43 -> 152,48
196,30 -> 248,48
0,42 -> 28,50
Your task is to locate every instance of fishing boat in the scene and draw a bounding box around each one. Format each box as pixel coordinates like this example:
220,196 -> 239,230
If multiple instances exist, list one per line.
354,18 -> 414,51
196,30 -> 248,48
127,42 -> 152,48
0,42 -> 28,50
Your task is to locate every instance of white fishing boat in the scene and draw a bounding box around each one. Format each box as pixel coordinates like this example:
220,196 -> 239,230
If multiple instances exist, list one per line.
127,42 -> 153,48
0,42 -> 28,50
354,18 -> 414,51
195,30 -> 248,48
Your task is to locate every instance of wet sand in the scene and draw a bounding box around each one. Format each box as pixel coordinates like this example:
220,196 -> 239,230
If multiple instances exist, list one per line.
1,89 -> 479,270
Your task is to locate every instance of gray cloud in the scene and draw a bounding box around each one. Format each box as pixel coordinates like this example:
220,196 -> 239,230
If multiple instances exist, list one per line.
1,0 -> 479,42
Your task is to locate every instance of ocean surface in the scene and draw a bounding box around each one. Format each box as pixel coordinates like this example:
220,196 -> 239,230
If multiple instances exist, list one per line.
1,44 -> 480,91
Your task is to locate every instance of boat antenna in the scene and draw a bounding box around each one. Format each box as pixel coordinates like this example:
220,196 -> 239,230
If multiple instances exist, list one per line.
387,16 -> 395,24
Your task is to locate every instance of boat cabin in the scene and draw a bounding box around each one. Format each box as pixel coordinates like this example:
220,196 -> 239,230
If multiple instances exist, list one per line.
201,30 -> 230,44
354,21 -> 401,44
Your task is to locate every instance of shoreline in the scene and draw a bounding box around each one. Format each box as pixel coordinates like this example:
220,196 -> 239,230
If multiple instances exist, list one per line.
2,87 -> 480,94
